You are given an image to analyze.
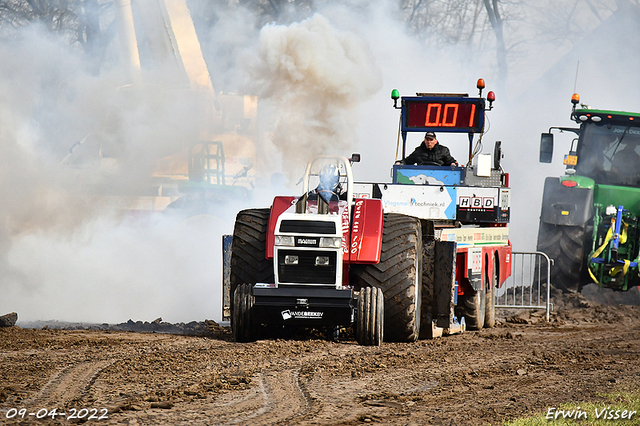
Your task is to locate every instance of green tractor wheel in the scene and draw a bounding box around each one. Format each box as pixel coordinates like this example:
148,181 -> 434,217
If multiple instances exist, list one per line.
536,221 -> 586,293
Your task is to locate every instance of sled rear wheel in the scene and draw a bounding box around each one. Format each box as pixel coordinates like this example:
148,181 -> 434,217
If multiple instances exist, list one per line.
484,256 -> 496,329
460,285 -> 486,331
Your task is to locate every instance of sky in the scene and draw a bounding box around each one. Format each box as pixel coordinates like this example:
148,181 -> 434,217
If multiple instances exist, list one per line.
1,0 -> 639,324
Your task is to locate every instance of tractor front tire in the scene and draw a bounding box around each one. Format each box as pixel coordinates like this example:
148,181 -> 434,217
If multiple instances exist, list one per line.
537,221 -> 585,293
351,213 -> 423,342
233,283 -> 255,342
230,209 -> 274,313
355,286 -> 384,346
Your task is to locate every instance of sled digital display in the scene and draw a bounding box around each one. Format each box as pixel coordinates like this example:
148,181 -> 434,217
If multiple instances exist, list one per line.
403,97 -> 484,133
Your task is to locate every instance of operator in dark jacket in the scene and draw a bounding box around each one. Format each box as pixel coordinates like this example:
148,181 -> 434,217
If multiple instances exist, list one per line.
395,132 -> 458,166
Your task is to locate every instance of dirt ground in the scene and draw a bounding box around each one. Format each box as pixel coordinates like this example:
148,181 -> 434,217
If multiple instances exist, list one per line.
1,290 -> 640,426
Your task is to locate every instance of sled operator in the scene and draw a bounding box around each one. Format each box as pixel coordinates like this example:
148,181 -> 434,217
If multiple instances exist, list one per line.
395,132 -> 458,167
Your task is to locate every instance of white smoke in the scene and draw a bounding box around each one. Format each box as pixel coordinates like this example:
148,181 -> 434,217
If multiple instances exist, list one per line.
246,13 -> 383,181
0,22 -> 229,324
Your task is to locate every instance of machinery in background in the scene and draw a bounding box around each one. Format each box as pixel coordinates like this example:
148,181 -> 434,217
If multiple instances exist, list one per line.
60,0 -> 257,215
537,94 -> 640,294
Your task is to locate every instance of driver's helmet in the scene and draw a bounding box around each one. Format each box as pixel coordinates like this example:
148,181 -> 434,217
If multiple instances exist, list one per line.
317,164 -> 340,203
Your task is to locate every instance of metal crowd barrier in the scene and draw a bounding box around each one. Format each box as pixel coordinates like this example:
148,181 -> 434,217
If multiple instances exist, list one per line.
495,251 -> 552,321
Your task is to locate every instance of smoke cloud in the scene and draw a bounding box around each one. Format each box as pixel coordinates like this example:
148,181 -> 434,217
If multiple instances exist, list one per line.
0,22 -> 231,323
246,13 -> 382,181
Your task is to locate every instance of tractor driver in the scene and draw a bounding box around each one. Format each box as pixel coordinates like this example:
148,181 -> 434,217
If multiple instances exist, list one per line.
395,132 -> 458,167
310,164 -> 342,203
610,143 -> 640,185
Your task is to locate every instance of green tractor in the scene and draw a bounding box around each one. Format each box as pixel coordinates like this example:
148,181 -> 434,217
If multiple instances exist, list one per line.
537,93 -> 640,294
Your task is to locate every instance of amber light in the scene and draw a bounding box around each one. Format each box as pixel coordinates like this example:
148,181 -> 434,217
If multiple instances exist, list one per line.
561,180 -> 578,188
477,79 -> 485,90
571,93 -> 580,105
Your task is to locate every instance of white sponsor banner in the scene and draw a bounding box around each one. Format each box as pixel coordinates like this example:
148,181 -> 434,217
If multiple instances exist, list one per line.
380,185 -> 455,220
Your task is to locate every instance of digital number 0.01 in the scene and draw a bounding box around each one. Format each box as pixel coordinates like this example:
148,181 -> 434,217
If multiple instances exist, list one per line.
425,103 -> 465,127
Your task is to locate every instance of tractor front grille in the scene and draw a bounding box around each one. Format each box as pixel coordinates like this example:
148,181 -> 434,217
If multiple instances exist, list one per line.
279,220 -> 336,234
277,249 -> 337,285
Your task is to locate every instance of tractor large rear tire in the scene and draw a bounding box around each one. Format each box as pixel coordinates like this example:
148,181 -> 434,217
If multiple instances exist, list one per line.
233,283 -> 255,342
230,209 -> 274,306
350,213 -> 423,342
355,286 -> 384,346
536,221 -> 585,293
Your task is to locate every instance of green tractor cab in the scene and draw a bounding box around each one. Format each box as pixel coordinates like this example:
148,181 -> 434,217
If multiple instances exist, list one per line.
537,94 -> 640,293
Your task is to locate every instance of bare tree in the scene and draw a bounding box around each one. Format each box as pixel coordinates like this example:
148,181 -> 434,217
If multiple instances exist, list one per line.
400,0 -> 526,93
0,0 -> 116,72
530,0 -> 640,48
482,0 -> 507,89
0,0 -> 80,34
403,0 -> 488,45
528,0 -> 602,46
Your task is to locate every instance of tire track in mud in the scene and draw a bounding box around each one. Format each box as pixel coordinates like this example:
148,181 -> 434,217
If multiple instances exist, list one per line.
217,367 -> 314,425
127,347 -> 433,425
25,360 -> 115,409
206,348 -> 429,425
116,367 -> 315,426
